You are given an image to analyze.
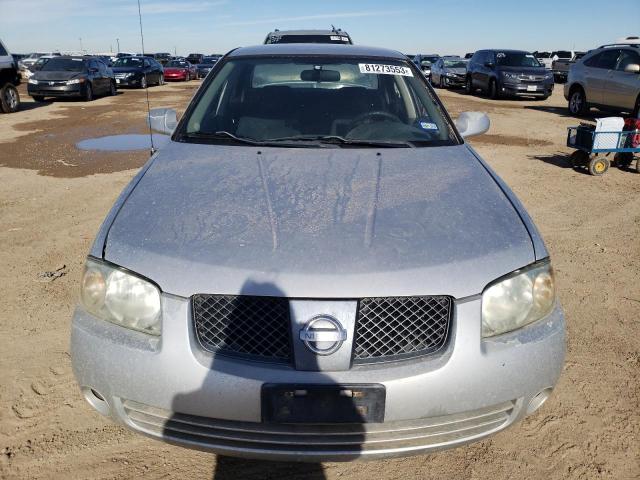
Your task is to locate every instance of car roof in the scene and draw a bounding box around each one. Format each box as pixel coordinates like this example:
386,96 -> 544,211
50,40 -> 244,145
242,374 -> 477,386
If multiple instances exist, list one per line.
228,44 -> 405,59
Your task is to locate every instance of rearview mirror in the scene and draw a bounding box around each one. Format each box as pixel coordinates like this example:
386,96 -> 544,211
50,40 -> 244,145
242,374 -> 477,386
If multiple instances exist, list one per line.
455,111 -> 490,138
300,69 -> 341,82
148,108 -> 178,135
624,63 -> 640,74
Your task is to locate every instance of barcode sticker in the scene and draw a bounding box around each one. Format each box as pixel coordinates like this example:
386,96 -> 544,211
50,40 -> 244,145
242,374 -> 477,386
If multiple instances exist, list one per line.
359,64 -> 413,76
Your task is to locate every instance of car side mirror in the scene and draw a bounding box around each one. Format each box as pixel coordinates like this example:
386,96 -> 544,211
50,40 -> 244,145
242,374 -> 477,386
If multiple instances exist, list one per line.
455,111 -> 490,138
484,62 -> 495,68
624,63 -> 640,74
148,108 -> 178,135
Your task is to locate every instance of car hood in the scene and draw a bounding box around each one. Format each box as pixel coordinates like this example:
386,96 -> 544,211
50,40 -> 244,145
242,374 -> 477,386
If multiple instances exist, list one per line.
33,71 -> 84,81
104,142 -> 535,299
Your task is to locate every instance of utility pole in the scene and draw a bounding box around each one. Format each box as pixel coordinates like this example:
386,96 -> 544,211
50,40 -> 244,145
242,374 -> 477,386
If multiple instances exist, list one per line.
174,46 -> 177,56
79,37 -> 83,53
116,38 -> 120,53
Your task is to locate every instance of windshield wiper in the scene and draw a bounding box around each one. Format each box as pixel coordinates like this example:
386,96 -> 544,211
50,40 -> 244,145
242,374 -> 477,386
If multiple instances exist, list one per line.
182,131 -> 327,148
266,135 -> 413,148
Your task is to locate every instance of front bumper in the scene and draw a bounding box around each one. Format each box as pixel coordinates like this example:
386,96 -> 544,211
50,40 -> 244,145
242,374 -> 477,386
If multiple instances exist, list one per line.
442,75 -> 466,87
71,296 -> 565,461
114,77 -> 143,87
28,83 -> 83,97
501,81 -> 554,97
165,72 -> 188,81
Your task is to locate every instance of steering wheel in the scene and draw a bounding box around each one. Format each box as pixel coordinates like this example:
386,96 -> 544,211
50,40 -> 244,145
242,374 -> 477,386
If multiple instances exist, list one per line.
347,111 -> 402,133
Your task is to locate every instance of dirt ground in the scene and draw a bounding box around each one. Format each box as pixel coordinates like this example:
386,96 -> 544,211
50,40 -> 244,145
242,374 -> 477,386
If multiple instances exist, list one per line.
0,80 -> 638,480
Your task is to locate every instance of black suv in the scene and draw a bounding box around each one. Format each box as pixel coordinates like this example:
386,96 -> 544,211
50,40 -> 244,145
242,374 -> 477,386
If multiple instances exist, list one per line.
264,28 -> 352,44
186,53 -> 205,65
0,38 -> 21,113
465,49 -> 554,100
27,56 -> 116,102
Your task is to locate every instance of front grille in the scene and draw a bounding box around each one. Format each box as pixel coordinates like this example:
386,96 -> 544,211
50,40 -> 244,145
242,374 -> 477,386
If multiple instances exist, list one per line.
354,296 -> 451,362
192,295 -> 452,365
518,74 -> 545,82
192,295 -> 292,363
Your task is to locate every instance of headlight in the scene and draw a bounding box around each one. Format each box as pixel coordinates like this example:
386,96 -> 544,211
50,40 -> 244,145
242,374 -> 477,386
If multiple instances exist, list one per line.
502,72 -> 519,80
481,261 -> 556,338
28,78 -> 38,84
80,258 -> 161,335
67,78 -> 85,85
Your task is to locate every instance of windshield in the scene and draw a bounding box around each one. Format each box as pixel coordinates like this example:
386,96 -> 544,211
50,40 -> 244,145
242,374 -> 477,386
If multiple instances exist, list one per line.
113,57 -> 143,67
179,57 -> 457,148
444,59 -> 466,68
40,58 -> 86,72
167,60 -> 189,67
420,56 -> 439,66
495,52 -> 541,67
201,57 -> 218,64
536,52 -> 551,58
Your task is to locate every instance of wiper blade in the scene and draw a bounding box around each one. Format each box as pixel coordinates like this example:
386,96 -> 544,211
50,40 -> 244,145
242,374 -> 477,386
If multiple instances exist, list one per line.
183,131 -> 327,148
183,131 -> 267,146
266,135 -> 413,148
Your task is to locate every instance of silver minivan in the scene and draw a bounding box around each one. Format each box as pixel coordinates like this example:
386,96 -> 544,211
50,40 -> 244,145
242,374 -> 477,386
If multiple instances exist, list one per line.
565,43 -> 640,115
71,43 -> 565,461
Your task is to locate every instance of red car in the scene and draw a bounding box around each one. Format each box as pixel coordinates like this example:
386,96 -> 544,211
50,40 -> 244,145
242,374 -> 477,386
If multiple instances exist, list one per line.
163,60 -> 197,81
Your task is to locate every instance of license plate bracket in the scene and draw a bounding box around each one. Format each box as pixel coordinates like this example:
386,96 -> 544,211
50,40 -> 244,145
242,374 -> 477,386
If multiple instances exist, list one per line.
262,384 -> 386,424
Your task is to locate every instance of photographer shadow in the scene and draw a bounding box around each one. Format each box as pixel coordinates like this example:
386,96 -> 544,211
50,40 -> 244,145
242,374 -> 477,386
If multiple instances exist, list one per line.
166,279 -> 366,479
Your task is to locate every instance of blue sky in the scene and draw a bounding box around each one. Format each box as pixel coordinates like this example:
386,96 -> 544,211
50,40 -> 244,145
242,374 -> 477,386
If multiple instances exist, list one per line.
1,0 -> 638,56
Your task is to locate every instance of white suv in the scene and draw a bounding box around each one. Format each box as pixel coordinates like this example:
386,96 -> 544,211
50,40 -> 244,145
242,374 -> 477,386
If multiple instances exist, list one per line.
565,43 -> 640,116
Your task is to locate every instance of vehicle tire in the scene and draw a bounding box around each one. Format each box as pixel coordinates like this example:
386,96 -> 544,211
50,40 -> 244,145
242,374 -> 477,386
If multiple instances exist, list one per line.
633,95 -> 639,117
0,83 -> 20,113
568,87 -> 588,116
615,152 -> 634,169
83,83 -> 93,102
32,95 -> 46,102
636,157 -> 640,174
588,156 -> 609,176
140,76 -> 147,89
158,74 -> 164,86
109,80 -> 117,96
439,75 -> 445,88
489,79 -> 500,100
465,76 -> 473,95
570,150 -> 589,168
184,73 -> 189,82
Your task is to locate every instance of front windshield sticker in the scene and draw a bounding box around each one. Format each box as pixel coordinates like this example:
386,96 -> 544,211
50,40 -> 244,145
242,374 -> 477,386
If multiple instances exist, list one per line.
420,122 -> 438,130
496,52 -> 506,58
359,64 -> 413,76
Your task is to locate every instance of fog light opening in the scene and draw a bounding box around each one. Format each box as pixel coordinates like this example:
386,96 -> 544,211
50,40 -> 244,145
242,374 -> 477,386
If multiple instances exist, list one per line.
82,387 -> 110,416
527,387 -> 553,415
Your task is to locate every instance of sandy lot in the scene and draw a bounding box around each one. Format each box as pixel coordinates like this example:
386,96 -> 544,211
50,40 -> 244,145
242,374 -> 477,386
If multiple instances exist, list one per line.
0,81 -> 638,480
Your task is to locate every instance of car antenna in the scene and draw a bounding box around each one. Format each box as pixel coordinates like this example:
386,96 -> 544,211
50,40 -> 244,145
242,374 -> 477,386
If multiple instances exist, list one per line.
136,0 -> 155,156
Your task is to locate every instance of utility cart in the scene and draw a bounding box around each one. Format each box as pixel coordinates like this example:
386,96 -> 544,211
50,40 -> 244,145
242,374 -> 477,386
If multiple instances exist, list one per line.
566,124 -> 640,176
